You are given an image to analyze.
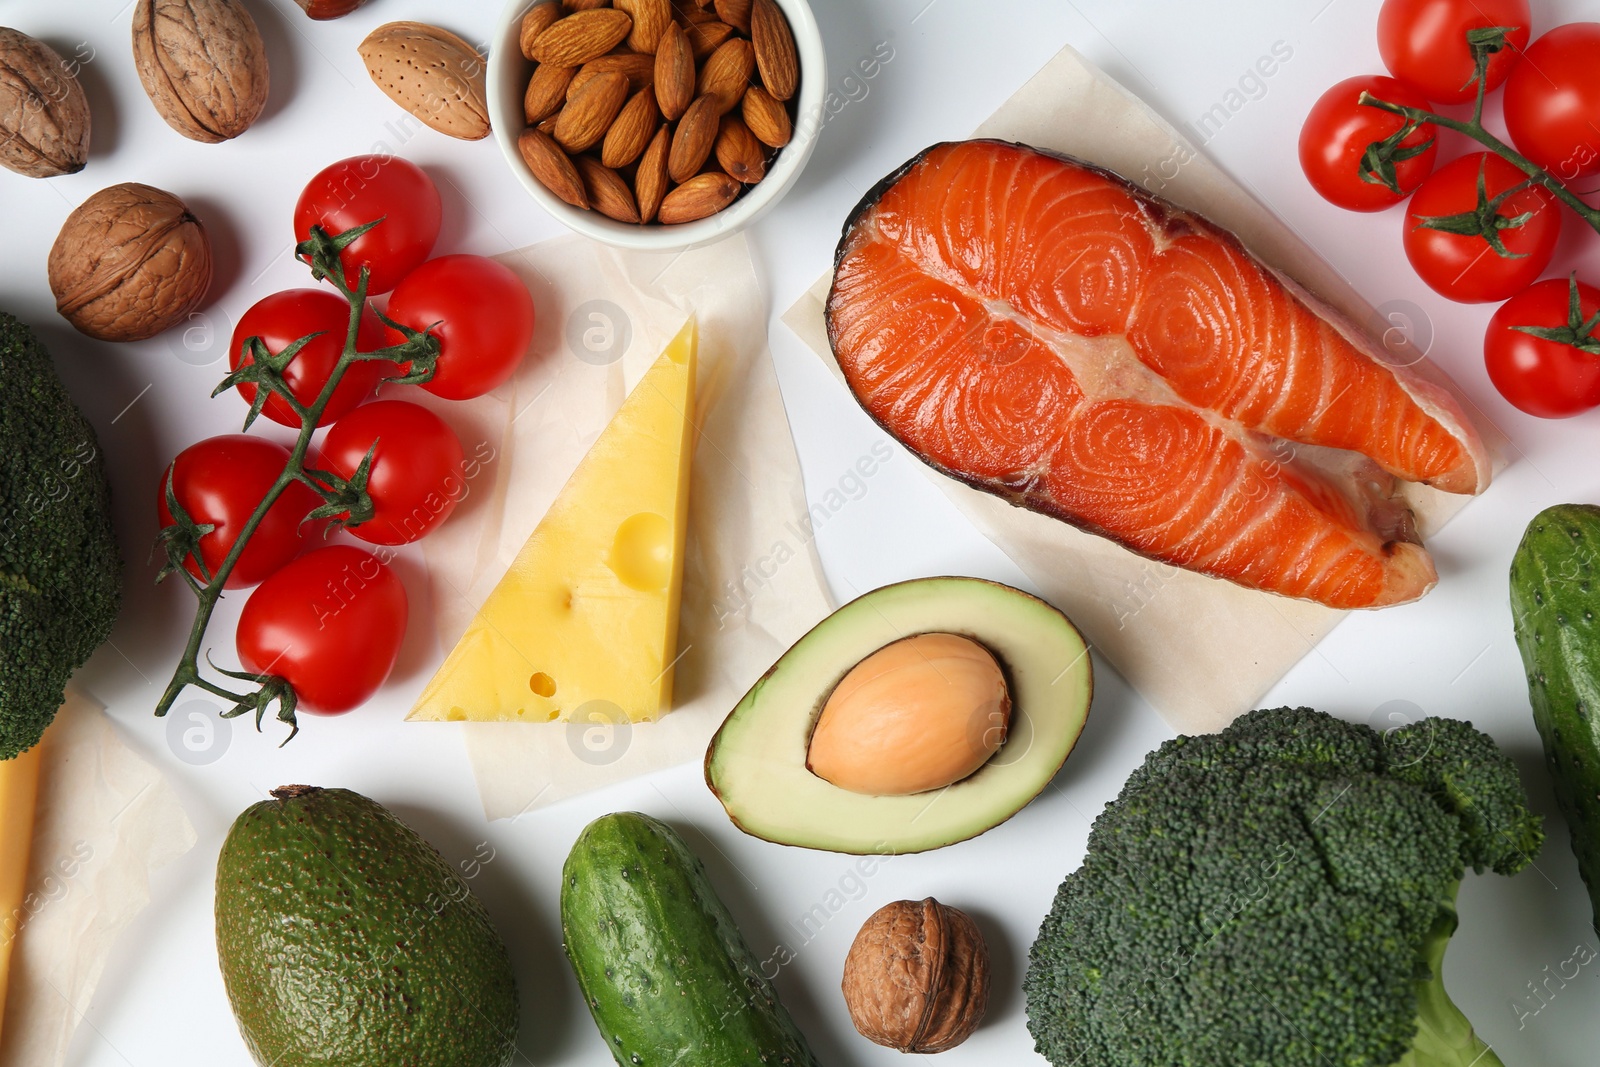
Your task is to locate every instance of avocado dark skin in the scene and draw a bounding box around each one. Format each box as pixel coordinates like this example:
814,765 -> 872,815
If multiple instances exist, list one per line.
215,786 -> 519,1067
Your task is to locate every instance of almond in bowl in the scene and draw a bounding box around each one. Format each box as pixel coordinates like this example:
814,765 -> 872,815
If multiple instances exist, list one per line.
488,0 -> 825,251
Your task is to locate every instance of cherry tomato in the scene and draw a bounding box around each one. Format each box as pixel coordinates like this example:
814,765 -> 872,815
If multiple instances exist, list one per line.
156,435 -> 321,589
1504,23 -> 1600,180
294,155 -> 442,295
318,400 -> 466,545
1377,0 -> 1531,104
1485,276 -> 1600,418
230,288 -> 389,428
1299,75 -> 1439,211
383,254 -> 535,401
237,544 -> 408,714
1402,152 -> 1561,303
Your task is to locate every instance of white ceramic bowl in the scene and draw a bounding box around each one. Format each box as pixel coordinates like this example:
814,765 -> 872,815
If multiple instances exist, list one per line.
488,0 -> 826,252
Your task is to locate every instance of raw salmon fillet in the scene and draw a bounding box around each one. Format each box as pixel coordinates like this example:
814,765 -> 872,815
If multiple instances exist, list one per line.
826,141 -> 1489,610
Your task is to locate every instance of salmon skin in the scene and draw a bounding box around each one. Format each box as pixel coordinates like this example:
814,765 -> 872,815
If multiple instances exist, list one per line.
825,140 -> 1489,610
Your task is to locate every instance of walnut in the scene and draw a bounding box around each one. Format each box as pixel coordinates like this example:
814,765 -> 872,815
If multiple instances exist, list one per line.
841,897 -> 990,1053
0,28 -> 91,177
132,0 -> 269,143
47,183 -> 213,343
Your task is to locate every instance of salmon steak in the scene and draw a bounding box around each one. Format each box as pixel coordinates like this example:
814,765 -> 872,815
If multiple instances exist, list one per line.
825,140 -> 1489,610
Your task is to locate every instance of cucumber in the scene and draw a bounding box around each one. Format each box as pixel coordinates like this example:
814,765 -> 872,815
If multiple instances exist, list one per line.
560,812 -> 820,1067
1510,504 -> 1600,932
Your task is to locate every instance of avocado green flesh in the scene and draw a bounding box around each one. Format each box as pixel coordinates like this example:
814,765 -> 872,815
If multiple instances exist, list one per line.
1511,505 -> 1600,933
214,787 -> 519,1067
706,577 -> 1093,854
561,812 -> 820,1067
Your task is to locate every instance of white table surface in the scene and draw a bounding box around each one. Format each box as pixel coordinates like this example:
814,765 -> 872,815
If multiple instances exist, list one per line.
4,0 -> 1599,1064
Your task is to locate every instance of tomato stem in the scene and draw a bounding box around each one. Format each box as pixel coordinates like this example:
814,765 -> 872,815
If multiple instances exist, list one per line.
151,221 -> 442,744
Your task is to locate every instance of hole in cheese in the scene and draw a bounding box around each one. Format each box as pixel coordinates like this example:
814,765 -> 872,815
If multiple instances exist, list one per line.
529,672 -> 557,697
606,511 -> 673,592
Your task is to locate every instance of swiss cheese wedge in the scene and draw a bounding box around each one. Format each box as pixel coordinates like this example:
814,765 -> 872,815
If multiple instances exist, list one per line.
409,319 -> 697,725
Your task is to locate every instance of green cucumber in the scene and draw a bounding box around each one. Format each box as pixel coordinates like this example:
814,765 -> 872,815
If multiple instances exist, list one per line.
1510,504 -> 1600,932
560,812 -> 820,1067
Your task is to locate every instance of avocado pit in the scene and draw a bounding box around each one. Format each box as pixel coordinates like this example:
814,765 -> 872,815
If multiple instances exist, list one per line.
806,632 -> 1012,796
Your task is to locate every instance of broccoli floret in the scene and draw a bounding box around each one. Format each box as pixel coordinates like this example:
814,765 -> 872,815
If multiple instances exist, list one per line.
1024,707 -> 1543,1067
0,313 -> 121,759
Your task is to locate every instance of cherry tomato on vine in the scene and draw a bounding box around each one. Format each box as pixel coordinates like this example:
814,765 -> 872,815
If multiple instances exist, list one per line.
1485,276 -> 1600,418
1299,75 -> 1439,211
318,400 -> 466,545
237,544 -> 408,714
1377,0 -> 1531,104
1504,23 -> 1600,180
1402,152 -> 1561,303
156,435 -> 321,589
382,254 -> 535,401
294,155 -> 442,295
230,288 -> 390,428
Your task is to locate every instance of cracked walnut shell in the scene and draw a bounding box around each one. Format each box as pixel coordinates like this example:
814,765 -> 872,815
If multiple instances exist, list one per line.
841,897 -> 990,1053
48,183 -> 212,343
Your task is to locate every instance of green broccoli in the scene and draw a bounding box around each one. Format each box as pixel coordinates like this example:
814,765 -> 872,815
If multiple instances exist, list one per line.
1024,707 -> 1544,1067
0,312 -> 121,759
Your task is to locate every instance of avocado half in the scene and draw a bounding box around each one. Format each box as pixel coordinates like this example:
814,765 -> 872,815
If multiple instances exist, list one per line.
704,577 -> 1093,854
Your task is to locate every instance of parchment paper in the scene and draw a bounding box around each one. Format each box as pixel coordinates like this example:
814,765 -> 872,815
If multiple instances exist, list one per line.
781,44 -> 1506,734
420,233 -> 833,821
0,690 -> 196,1067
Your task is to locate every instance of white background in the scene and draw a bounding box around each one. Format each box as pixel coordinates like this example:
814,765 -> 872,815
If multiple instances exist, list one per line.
3,0 -> 1599,1064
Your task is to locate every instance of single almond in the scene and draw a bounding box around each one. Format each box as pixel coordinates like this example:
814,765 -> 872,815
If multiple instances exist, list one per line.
658,170 -> 740,223
715,114 -> 765,183
564,0 -> 611,9
520,2 -> 562,59
359,21 -> 490,141
741,84 -> 790,147
519,127 -> 588,208
601,86 -> 659,167
749,0 -> 797,100
698,37 -> 754,115
654,21 -> 695,120
538,110 -> 561,133
685,20 -> 735,58
576,156 -> 642,223
569,52 -> 655,97
554,69 -> 628,152
668,93 -> 719,182
713,0 -> 751,31
531,9 -> 632,66
635,124 -> 671,222
525,62 -> 577,122
616,0 -> 670,53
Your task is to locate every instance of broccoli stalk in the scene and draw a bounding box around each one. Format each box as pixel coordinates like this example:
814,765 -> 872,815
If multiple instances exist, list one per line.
1024,708 -> 1541,1067
1400,892 -> 1502,1067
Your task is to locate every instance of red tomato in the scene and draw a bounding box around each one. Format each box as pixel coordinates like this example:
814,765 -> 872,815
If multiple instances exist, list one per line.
237,544 -> 408,714
157,436 -> 321,589
1299,75 -> 1439,211
383,254 -> 535,401
230,289 -> 389,428
1377,0 -> 1531,103
1504,23 -> 1600,180
1403,152 -> 1561,303
1485,276 -> 1600,418
318,400 -> 466,545
294,155 -> 442,295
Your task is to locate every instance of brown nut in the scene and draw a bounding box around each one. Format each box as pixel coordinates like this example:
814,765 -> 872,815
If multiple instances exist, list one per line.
132,0 -> 269,143
47,183 -> 212,343
0,28 -> 91,178
841,897 -> 989,1054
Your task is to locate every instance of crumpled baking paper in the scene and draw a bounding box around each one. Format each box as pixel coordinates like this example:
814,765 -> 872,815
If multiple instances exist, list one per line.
0,690 -> 196,1067
781,44 -> 1506,734
419,232 -> 833,820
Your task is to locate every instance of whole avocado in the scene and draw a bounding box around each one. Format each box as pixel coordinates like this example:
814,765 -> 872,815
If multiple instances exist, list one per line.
0,311 -> 121,759
215,786 -> 519,1067
1510,504 -> 1600,934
